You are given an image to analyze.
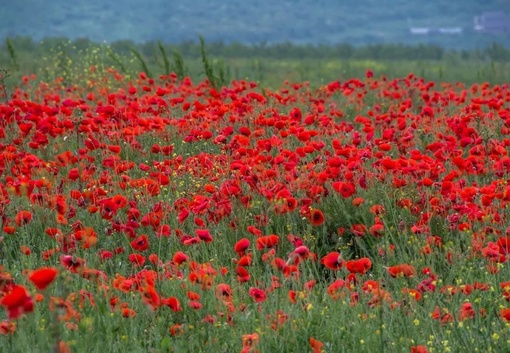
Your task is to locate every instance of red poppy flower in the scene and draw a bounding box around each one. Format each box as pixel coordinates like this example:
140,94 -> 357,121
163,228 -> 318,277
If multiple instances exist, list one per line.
370,204 -> 386,216
234,238 -> 250,256
247,225 -> 262,237
181,236 -> 201,246
367,288 -> 392,307
0,320 -> 16,334
194,217 -> 205,227
500,308 -> 510,322
305,279 -> 316,290
99,250 -> 113,261
402,287 -> 422,301
308,208 -> 325,226
289,245 -> 312,264
309,337 -> 324,353
345,258 -> 372,274
497,236 -> 510,254
3,226 -> 16,234
15,210 -> 32,227
196,229 -> 213,243
56,214 -> 68,225
130,234 -> 149,251
161,296 -> 182,312
141,286 -> 161,309
122,307 -> 136,318
188,300 -> 202,310
289,107 -> 302,121
332,181 -> 356,198
248,287 -> 267,303
362,280 -> 380,293
285,197 -> 298,212
99,198 -> 119,220
237,254 -> 253,267
108,145 -> 121,154
128,253 -> 146,267
216,283 -> 233,302
177,209 -> 189,223
351,224 -> 367,236
431,306 -> 454,325
173,251 -> 189,266
352,197 -> 364,206
169,323 -> 183,336
387,264 -> 416,278
152,224 -> 169,238
148,254 -> 160,265
111,194 -> 128,209
282,264 -> 299,278
410,345 -> 429,353
242,333 -> 259,351
458,302 -> 476,321
28,267 -> 58,290
0,285 -> 34,319
236,266 -> 250,283
60,255 -> 86,273
369,222 -> 384,237
288,290 -> 297,304
1,285 -> 28,310
328,279 -> 348,300
500,281 -> 510,302
256,235 -> 279,250
320,252 -> 343,270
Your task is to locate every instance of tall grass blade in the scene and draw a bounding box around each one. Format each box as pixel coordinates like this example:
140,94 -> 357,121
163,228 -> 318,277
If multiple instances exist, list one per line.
172,49 -> 187,80
6,38 -> 19,71
199,35 -> 217,89
158,40 -> 171,76
131,48 -> 152,78
106,46 -> 127,74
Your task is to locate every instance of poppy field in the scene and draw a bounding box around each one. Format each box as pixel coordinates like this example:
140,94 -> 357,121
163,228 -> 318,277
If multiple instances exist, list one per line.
0,65 -> 509,353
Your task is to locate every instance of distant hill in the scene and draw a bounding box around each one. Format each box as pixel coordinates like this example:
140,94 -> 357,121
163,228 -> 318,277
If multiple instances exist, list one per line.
2,0 -> 510,48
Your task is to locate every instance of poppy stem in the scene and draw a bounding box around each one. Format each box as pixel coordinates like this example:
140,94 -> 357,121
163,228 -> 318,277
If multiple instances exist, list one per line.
378,303 -> 385,353
0,68 -> 10,104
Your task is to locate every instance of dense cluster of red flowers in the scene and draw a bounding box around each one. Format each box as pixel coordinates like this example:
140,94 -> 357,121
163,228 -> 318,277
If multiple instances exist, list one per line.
0,69 -> 509,351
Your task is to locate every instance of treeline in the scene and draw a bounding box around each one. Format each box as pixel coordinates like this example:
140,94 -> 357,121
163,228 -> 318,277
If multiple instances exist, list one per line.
3,36 -> 510,63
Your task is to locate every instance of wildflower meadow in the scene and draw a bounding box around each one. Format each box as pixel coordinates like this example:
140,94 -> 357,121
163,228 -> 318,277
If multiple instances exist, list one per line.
0,43 -> 509,353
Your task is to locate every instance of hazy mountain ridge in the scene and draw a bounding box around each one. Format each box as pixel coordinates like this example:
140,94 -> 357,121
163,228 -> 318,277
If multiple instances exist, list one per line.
2,0 -> 510,48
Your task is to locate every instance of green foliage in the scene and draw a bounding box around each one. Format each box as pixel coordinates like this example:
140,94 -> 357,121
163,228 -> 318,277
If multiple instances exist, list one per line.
172,49 -> 187,80
0,68 -> 10,103
157,40 -> 170,76
200,35 -> 223,89
5,38 -> 18,71
106,46 -> 127,74
131,47 -> 152,78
